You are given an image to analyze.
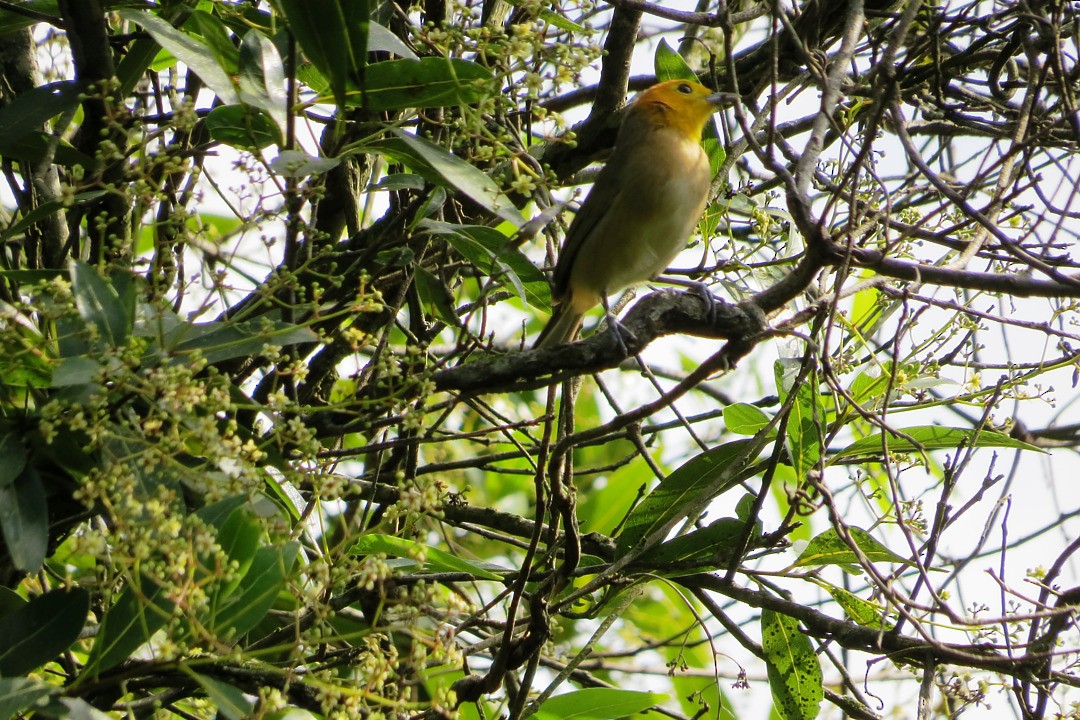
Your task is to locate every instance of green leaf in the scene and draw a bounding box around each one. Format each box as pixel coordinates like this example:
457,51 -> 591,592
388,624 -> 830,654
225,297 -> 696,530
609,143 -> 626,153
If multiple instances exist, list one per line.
653,39 -> 695,83
339,58 -> 497,111
653,40 -> 726,175
351,534 -> 507,580
46,697 -> 113,719
0,432 -> 28,489
0,191 -> 106,243
118,9 -> 240,105
533,688 -> 667,720
774,360 -> 822,479
0,677 -> 56,717
724,402 -> 773,436
413,265 -> 459,326
84,575 -> 175,676
277,0 -> 370,107
69,260 -> 131,348
846,371 -> 890,409
825,585 -> 893,630
50,357 -> 100,388
0,588 -> 89,676
0,465 -> 47,572
116,5 -> 195,97
205,104 -> 282,151
187,10 -> 240,75
834,425 -> 1041,460
538,9 -> 585,32
211,543 -> 298,638
270,150 -> 341,177
792,526 -> 911,568
196,495 -> 253,528
368,21 -> 418,59
157,317 -> 319,365
184,669 -> 255,720
0,587 -> 26,618
761,608 -> 823,720
209,507 -> 262,605
616,439 -> 757,556
237,29 -> 288,133
417,219 -> 548,310
378,131 -> 524,227
0,81 -> 81,160
635,516 -> 748,571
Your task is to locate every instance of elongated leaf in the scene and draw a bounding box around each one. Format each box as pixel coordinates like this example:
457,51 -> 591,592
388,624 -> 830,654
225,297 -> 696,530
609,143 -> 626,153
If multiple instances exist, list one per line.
654,40 -> 725,175
277,0 -> 369,107
0,678 -> 56,718
115,4 -> 194,96
380,131 -> 524,227
270,150 -> 341,177
724,402 -> 773,436
85,576 -> 175,675
533,688 -> 667,720
208,507 -> 262,608
0,587 -> 25,617
196,495 -> 253,528
159,318 -> 318,365
0,432 -> 27,489
775,360 -> 823,479
792,526 -> 911,568
49,697 -> 113,719
418,219 -> 548,309
340,58 -> 496,111
0,465 -> 47,572
826,585 -> 893,630
70,260 -> 130,348
0,588 -> 89,675
761,608 -> 823,720
0,81 -> 81,157
616,439 -> 757,556
847,370 -> 890,408
413,265 -> 459,325
368,22 -> 417,59
237,29 -> 288,133
50,357 -> 101,388
351,534 -> 506,580
187,10 -> 240,75
205,104 -> 282,151
0,191 -> 106,243
184,669 -> 254,720
211,543 -> 297,638
118,9 -> 240,104
834,425 -> 1040,459
636,517 -> 747,570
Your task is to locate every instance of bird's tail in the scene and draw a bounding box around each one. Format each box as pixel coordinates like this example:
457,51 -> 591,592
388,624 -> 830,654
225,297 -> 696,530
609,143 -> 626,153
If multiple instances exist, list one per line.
534,305 -> 584,349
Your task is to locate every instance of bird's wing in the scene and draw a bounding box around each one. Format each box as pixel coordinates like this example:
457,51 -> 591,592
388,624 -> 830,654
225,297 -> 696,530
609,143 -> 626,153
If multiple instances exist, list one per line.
549,140 -> 638,302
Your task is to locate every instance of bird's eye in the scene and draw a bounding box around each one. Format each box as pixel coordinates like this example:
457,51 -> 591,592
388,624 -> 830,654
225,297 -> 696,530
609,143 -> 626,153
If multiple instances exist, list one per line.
676,83 -> 693,94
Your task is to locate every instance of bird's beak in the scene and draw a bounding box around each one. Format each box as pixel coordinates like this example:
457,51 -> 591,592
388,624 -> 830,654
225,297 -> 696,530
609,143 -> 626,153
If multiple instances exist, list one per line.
706,91 -> 740,107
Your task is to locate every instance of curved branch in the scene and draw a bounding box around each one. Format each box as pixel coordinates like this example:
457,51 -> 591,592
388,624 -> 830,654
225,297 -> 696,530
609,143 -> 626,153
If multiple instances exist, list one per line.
432,290 -> 770,394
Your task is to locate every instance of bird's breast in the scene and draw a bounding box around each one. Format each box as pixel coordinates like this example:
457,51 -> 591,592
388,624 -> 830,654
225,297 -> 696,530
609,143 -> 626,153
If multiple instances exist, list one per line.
568,129 -> 711,301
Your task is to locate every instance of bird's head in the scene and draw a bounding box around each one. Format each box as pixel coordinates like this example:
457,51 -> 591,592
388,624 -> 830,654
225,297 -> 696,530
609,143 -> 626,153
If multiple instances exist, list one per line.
630,80 -> 730,140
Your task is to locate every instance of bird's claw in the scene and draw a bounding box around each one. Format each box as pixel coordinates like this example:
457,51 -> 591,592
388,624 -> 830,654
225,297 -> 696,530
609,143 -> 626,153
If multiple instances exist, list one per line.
687,282 -> 725,325
604,315 -> 636,355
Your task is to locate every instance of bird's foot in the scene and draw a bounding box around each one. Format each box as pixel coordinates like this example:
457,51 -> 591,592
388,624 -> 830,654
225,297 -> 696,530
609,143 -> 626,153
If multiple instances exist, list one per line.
686,282 -> 725,325
602,314 -> 636,356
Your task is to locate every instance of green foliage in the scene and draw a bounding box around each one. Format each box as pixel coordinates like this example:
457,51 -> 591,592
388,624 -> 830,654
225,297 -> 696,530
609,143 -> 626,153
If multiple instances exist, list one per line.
615,439 -> 766,558
761,609 -> 823,720
0,588 -> 88,676
792,526 -> 912,570
533,688 -> 668,720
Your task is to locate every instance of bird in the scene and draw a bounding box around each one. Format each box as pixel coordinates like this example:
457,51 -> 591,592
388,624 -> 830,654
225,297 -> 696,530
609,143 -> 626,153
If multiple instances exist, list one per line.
534,79 -> 727,349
